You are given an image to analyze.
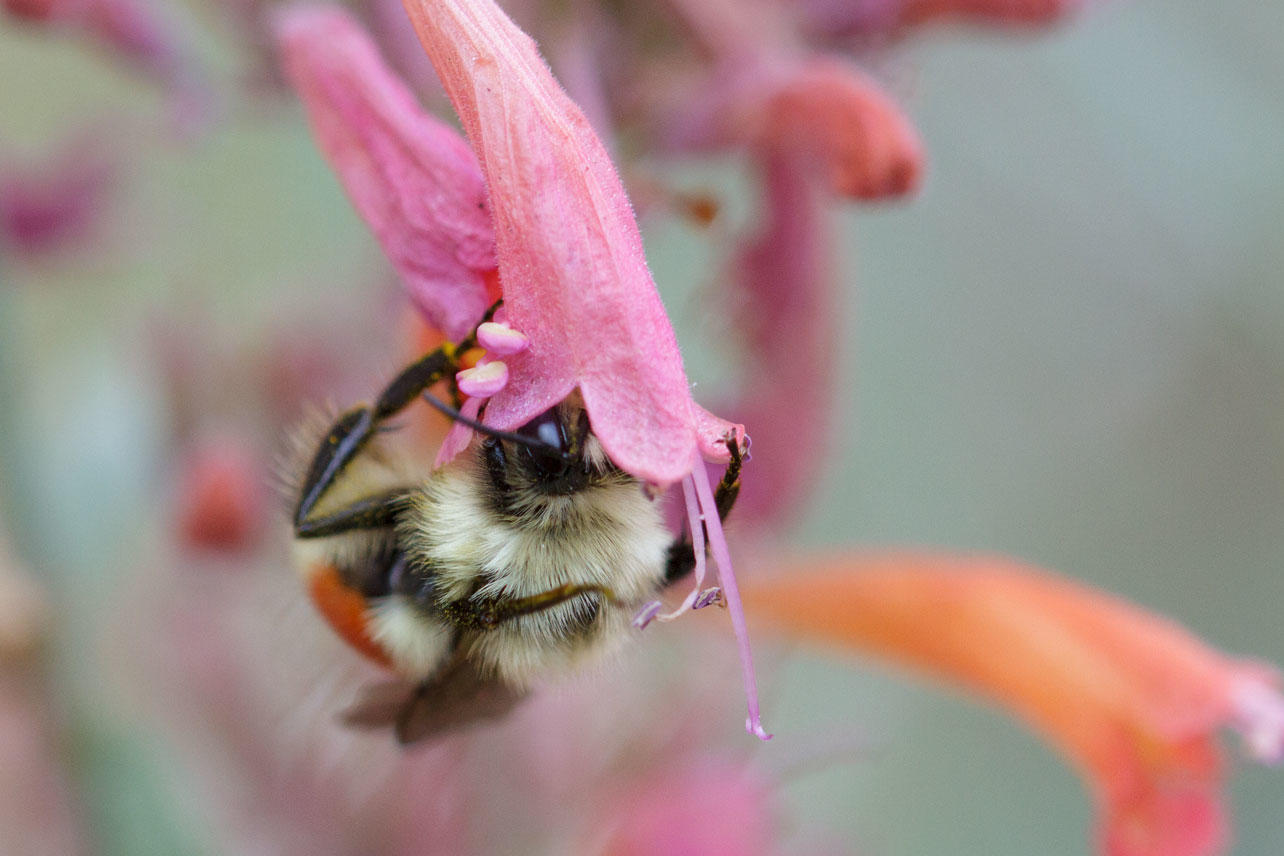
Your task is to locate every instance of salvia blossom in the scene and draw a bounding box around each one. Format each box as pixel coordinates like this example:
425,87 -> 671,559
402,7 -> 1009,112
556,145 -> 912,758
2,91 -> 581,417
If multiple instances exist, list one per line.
278,1 -> 769,738
664,0 -> 924,201
741,552 -> 1284,856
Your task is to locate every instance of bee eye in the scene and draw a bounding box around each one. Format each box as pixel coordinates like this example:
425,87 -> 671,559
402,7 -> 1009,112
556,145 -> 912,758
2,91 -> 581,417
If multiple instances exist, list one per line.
532,420 -> 564,451
517,407 -> 570,456
514,406 -> 588,488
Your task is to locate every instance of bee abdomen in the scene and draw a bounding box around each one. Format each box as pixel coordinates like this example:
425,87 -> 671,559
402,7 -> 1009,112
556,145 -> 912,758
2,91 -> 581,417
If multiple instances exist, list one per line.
303,561 -> 394,669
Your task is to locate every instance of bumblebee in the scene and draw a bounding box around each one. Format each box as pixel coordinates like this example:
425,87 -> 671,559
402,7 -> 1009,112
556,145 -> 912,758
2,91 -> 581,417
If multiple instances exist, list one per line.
289,311 -> 743,742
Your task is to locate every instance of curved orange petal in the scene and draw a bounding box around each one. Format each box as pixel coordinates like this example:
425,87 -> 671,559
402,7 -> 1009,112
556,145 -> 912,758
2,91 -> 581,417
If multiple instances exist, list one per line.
741,551 -> 1284,856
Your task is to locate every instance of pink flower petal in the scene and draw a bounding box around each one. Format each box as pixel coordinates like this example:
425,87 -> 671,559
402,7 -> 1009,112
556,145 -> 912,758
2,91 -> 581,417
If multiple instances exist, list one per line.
1229,675 -> 1284,765
598,760 -> 778,856
275,6 -> 497,341
694,403 -> 746,465
400,0 -> 713,487
433,394 -> 485,469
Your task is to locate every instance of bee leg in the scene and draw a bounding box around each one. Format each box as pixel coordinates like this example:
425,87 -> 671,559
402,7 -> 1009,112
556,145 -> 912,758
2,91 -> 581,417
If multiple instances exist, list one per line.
664,435 -> 745,584
293,351 -> 454,532
294,489 -> 409,538
292,303 -> 498,534
439,583 -> 621,631
713,434 -> 744,521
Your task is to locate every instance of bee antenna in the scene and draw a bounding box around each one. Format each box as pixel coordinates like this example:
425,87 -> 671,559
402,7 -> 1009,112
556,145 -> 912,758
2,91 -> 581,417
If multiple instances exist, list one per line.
421,392 -> 572,460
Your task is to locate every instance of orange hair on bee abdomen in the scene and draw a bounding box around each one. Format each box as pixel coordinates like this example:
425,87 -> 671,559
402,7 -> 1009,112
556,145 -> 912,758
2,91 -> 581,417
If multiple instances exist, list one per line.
306,563 -> 393,669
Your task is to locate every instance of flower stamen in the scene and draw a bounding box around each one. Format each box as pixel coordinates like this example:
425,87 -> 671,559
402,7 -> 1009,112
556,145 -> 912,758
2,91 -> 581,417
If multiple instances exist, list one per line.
1230,675 -> 1284,765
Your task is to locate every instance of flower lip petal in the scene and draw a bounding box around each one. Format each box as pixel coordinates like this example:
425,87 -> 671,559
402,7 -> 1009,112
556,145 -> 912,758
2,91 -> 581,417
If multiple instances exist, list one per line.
275,5 -> 497,341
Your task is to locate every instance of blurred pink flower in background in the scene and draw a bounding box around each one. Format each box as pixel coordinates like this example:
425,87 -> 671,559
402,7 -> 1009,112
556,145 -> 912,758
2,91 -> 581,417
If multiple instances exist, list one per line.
794,0 -> 1085,41
0,134 -> 114,261
173,435 -> 268,555
594,759 -> 778,856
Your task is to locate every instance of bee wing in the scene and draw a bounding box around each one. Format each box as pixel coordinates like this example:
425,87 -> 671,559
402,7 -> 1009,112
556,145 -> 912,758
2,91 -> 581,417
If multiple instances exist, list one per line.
340,659 -> 529,745
339,680 -> 419,732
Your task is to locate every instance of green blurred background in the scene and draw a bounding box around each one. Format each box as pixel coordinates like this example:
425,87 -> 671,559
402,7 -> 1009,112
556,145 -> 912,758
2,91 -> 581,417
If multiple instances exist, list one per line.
1,0 -> 1281,852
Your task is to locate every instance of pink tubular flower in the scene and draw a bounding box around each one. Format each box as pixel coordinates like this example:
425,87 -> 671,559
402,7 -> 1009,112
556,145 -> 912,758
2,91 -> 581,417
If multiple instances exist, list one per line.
397,0 -> 738,483
751,60 -> 923,200
896,0 -> 1085,28
664,0 -> 924,202
740,552 -> 1284,856
278,3 -> 768,738
722,151 -> 835,528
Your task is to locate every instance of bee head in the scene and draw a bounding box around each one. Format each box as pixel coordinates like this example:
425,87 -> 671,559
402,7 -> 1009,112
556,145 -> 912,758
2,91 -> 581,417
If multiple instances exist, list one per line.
506,404 -> 595,495
422,392 -> 614,497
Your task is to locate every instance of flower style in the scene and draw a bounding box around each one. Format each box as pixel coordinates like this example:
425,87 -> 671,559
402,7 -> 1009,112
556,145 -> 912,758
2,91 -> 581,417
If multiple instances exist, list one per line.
741,552 -> 1284,856
277,2 -> 768,738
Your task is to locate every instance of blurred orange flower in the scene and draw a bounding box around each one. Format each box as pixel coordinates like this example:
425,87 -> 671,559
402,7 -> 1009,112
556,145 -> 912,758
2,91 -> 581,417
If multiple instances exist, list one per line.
741,551 -> 1284,856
